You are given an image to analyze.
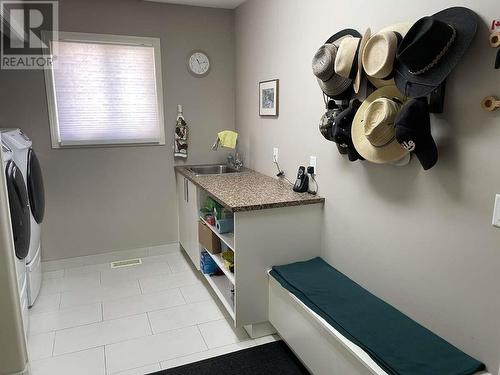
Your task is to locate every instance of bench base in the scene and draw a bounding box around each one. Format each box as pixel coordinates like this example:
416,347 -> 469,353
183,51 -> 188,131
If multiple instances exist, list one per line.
269,275 -> 490,375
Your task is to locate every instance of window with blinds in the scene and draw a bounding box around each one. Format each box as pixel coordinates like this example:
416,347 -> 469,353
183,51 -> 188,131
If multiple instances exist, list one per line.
43,32 -> 165,148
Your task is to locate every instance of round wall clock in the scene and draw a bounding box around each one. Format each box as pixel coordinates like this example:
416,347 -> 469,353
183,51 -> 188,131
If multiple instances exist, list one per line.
187,50 -> 211,77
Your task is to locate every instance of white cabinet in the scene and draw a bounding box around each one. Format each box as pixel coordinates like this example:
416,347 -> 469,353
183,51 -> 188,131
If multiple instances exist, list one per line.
176,173 -> 200,269
176,170 -> 323,338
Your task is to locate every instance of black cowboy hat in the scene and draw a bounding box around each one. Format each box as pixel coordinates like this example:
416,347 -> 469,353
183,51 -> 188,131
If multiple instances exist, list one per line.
394,7 -> 478,98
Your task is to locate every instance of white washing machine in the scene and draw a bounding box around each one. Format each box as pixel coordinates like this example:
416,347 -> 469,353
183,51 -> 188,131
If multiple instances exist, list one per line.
1,129 -> 45,307
1,136 -> 30,335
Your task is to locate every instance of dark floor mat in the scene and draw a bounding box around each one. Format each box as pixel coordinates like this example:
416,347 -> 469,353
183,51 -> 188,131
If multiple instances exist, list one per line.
150,341 -> 310,375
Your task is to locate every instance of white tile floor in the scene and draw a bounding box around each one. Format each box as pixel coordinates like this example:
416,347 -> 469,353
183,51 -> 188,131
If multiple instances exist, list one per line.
28,248 -> 280,375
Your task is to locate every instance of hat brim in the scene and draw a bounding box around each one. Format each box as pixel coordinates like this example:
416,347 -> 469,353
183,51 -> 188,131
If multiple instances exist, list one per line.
318,76 -> 352,97
352,85 -> 409,164
347,146 -> 361,161
353,28 -> 371,93
390,152 -> 411,166
326,29 -> 362,46
365,22 -> 413,89
394,7 -> 478,97
414,137 -> 438,170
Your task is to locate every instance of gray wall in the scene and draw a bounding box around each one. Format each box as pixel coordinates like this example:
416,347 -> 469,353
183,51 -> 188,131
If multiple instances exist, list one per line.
235,0 -> 500,372
0,0 -> 235,260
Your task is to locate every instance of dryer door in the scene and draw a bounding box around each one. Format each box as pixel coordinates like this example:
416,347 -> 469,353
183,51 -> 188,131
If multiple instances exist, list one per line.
27,148 -> 45,224
6,160 -> 31,260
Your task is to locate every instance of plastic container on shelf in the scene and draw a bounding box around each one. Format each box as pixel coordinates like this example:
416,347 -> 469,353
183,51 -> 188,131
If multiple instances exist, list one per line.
200,250 -> 218,274
216,218 -> 234,234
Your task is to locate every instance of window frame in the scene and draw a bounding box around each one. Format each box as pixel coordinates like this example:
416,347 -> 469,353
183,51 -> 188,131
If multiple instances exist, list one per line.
42,31 -> 166,149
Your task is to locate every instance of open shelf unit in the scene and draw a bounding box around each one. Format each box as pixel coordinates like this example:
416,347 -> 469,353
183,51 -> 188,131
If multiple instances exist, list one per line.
199,216 -> 234,250
178,169 -> 322,337
203,273 -> 235,320
204,250 -> 235,285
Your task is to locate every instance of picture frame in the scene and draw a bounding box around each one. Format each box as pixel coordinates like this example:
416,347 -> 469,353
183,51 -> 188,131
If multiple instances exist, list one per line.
259,79 -> 279,117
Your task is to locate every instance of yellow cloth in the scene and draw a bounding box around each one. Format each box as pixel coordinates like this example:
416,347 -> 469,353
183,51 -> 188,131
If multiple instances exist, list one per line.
218,130 -> 238,149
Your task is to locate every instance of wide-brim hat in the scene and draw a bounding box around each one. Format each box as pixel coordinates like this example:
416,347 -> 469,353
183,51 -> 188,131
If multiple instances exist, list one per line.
391,152 -> 411,166
352,85 -> 409,163
313,29 -> 361,98
394,7 -> 477,97
362,22 -> 413,89
335,29 -> 371,93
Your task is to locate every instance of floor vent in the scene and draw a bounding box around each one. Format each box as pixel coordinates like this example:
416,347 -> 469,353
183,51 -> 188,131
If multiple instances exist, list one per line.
110,258 -> 142,269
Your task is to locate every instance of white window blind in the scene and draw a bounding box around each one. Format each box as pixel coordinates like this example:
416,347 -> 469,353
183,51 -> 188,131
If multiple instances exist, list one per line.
44,32 -> 165,148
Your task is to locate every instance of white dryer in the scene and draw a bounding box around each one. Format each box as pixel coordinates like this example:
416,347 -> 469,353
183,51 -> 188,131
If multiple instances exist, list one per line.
1,136 -> 29,335
1,129 -> 45,307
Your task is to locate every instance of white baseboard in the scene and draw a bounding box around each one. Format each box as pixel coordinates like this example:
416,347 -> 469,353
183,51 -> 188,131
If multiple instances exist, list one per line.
42,243 -> 180,271
6,362 -> 31,375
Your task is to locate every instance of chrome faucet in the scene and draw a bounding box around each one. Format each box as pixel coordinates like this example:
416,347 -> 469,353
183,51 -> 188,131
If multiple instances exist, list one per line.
227,152 -> 243,171
212,133 -> 243,170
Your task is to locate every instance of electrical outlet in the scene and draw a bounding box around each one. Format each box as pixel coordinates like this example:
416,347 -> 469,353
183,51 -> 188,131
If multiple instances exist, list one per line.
309,156 -> 317,173
273,147 -> 279,163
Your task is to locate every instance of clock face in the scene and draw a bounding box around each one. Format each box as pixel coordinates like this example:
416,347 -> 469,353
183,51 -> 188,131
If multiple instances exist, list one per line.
188,51 -> 210,77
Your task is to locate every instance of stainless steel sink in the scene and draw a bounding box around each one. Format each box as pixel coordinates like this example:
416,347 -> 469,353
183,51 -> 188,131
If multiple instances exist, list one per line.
188,165 -> 240,176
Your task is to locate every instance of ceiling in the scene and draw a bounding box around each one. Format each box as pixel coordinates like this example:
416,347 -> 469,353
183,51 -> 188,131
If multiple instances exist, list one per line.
145,0 -> 246,9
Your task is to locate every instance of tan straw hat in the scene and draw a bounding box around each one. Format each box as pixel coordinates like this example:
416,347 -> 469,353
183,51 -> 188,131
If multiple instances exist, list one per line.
362,23 -> 413,88
352,85 -> 409,163
335,29 -> 371,93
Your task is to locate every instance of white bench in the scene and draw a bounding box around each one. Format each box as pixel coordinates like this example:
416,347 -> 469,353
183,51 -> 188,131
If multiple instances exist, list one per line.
268,274 -> 490,375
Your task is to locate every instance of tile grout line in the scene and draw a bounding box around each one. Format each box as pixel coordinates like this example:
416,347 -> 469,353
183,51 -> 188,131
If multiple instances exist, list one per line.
195,324 -> 210,351
50,323 -> 204,363
31,345 -> 105,363
108,362 -> 160,375
138,278 -> 144,295
52,322 -> 154,358
178,287 -> 188,304
103,345 -> 108,375
146,311 -> 154,336
51,330 -> 57,357
166,260 -> 174,274
29,305 -> 102,336
51,324 -> 153,358
40,310 -> 153,337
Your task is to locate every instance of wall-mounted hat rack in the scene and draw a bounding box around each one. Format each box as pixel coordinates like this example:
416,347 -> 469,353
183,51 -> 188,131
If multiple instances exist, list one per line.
490,32 -> 499,69
480,32 -> 499,112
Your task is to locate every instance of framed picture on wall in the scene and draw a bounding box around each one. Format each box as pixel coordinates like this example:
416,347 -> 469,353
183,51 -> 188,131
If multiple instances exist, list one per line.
259,79 -> 279,117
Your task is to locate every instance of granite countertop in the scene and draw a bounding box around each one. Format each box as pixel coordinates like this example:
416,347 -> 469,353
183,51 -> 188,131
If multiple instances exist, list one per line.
175,165 -> 324,212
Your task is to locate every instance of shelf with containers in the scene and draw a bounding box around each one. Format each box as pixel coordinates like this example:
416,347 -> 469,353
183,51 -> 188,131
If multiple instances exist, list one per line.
198,193 -> 236,321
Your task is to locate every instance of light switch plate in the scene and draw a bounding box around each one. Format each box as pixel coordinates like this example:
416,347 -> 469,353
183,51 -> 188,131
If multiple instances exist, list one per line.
309,156 -> 317,173
273,147 -> 279,163
492,194 -> 500,228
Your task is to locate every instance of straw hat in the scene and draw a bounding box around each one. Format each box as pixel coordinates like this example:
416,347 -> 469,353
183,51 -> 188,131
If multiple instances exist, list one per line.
312,29 -> 362,98
391,152 -> 411,166
312,43 -> 352,97
351,85 -> 409,164
335,29 -> 371,93
362,23 -> 413,88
